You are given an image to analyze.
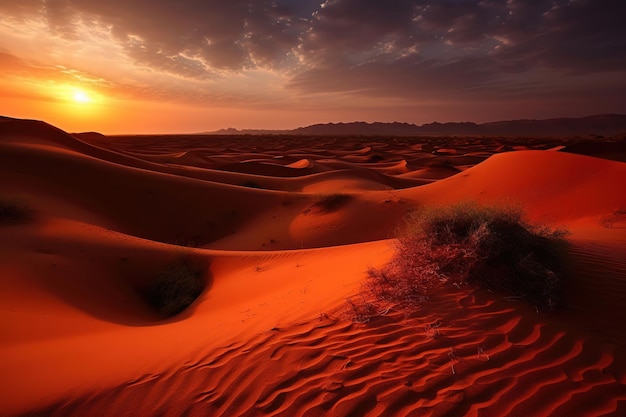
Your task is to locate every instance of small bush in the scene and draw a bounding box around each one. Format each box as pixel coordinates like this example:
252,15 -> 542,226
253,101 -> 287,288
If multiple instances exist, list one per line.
362,202 -> 568,315
0,198 -> 33,225
346,296 -> 377,323
600,208 -> 626,228
147,260 -> 205,317
241,181 -> 263,189
305,193 -> 352,214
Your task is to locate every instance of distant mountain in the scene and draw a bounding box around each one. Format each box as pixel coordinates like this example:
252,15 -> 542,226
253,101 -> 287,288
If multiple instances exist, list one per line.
210,127 -> 285,135
478,114 -> 626,136
291,121 -> 421,136
210,114 -> 626,136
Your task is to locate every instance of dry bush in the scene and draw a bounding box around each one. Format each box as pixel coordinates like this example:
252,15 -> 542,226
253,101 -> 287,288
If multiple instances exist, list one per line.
355,202 -> 568,319
147,259 -> 206,318
305,193 -> 352,214
0,198 -> 33,225
346,296 -> 377,323
241,180 -> 263,189
600,208 -> 626,228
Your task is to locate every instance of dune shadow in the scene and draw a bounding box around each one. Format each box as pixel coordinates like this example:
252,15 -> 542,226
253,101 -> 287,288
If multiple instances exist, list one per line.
34,254 -> 214,327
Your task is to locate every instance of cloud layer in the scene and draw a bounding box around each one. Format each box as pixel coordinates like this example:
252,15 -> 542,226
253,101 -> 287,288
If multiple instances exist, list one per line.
1,0 -> 625,119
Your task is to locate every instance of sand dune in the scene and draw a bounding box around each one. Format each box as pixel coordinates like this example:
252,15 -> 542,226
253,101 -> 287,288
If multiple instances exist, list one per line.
1,117 -> 626,416
405,150 -> 626,223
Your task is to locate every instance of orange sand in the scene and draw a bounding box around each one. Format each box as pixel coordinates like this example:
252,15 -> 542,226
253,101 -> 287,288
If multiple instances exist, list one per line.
1,117 -> 625,416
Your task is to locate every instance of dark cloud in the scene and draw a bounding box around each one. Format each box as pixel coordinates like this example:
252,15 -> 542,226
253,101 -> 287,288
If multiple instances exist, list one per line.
292,0 -> 626,108
491,0 -> 626,73
306,0 -> 419,49
289,54 -> 497,100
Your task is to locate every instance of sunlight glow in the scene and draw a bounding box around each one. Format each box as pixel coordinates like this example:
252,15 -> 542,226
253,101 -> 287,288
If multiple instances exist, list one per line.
72,89 -> 91,104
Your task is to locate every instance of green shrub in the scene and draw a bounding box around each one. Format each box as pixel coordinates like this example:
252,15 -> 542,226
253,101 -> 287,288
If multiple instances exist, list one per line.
364,202 -> 568,314
147,260 -> 205,317
0,198 -> 33,225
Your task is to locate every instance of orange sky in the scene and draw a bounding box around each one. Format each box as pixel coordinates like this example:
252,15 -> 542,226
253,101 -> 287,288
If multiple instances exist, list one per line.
1,1 -> 625,134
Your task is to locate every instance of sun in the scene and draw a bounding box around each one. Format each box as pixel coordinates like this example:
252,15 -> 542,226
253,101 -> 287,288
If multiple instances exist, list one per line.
72,89 -> 92,104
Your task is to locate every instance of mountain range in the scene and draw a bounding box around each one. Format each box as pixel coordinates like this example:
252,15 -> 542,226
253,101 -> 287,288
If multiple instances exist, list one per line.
210,114 -> 626,137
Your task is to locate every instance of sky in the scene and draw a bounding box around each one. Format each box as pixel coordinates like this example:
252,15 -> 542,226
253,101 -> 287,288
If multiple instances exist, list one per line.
1,0 -> 625,134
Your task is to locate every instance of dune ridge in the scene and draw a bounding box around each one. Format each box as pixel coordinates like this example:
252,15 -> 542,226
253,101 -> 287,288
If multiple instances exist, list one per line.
1,117 -> 626,416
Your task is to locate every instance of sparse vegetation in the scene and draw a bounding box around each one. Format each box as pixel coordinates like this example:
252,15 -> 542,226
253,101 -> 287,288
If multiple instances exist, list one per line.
241,180 -> 263,189
346,296 -> 377,324
146,259 -> 206,318
600,208 -> 626,228
353,202 -> 568,320
305,193 -> 352,214
0,198 -> 33,225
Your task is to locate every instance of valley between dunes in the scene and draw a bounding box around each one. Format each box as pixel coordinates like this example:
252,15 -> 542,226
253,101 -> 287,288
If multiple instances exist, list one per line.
1,117 -> 626,416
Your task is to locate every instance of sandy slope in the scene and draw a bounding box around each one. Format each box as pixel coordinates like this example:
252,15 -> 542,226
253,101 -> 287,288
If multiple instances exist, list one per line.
1,117 -> 625,416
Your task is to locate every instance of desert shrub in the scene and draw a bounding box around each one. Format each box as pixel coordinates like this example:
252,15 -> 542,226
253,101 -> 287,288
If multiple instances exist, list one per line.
0,198 -> 33,225
241,181 -> 263,189
363,202 -> 568,315
600,208 -> 626,228
306,193 -> 352,214
346,296 -> 377,323
147,260 -> 205,317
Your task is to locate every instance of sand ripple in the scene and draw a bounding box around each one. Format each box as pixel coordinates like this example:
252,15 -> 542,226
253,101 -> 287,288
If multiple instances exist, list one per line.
25,289 -> 626,417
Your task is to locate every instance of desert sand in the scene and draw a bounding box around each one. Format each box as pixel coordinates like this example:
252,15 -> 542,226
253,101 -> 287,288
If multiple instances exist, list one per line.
1,116 -> 626,416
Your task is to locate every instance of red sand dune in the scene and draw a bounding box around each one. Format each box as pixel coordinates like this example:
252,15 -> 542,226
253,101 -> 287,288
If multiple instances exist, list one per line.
1,117 -> 626,416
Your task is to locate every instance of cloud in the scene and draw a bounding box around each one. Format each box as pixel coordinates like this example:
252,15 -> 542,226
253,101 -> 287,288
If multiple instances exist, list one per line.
84,0 -> 316,72
291,0 -> 626,106
490,0 -> 626,73
0,0 -> 625,113
0,0 -> 312,75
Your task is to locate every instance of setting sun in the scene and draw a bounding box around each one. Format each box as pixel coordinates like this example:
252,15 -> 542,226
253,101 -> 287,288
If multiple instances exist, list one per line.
72,89 -> 91,104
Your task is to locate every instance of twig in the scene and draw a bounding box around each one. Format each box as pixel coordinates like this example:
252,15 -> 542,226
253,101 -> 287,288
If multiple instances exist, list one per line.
477,346 -> 490,361
448,347 -> 458,375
